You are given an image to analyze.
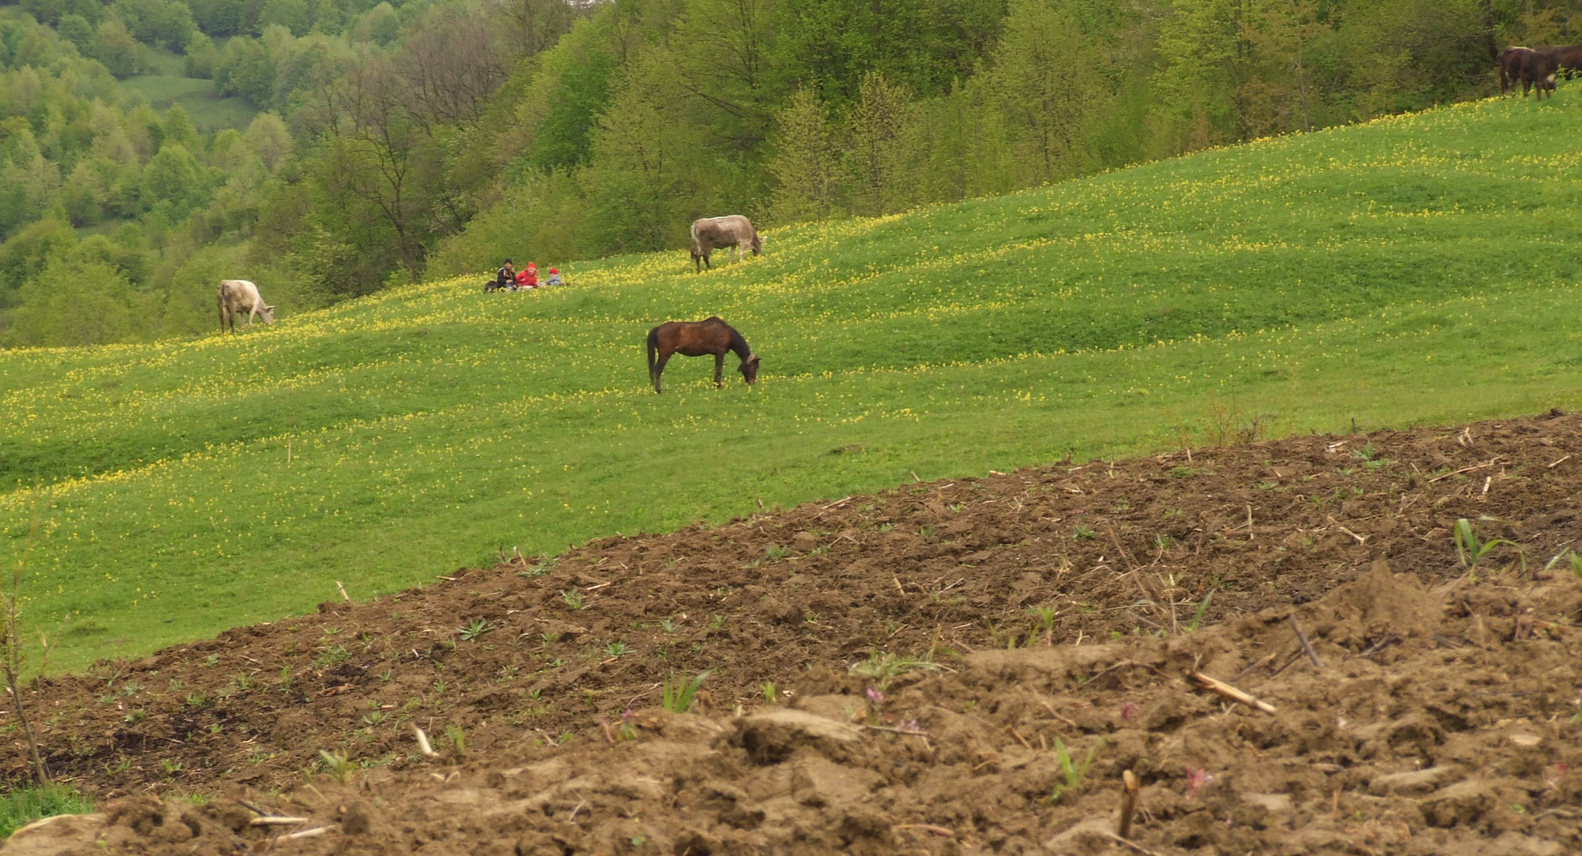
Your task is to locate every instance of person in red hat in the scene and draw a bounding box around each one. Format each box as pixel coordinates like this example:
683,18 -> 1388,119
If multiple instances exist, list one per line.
546,267 -> 562,286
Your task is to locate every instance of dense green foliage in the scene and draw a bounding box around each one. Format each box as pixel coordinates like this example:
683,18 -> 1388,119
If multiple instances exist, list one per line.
0,0 -> 1579,346
2,90 -> 1581,672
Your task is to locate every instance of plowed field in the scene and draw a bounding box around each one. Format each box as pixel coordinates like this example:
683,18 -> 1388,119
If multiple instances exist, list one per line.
5,411 -> 1582,855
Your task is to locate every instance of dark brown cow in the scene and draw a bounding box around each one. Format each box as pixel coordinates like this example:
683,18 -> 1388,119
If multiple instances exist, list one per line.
1499,46 -> 1534,94
1523,49 -> 1560,99
1538,43 -> 1582,79
689,215 -> 762,272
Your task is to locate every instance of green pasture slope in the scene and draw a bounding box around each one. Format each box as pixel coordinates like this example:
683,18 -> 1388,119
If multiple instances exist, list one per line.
4,91 -> 1582,674
122,47 -> 256,132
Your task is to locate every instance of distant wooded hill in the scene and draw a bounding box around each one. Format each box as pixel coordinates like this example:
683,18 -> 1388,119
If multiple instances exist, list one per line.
0,0 -> 1573,347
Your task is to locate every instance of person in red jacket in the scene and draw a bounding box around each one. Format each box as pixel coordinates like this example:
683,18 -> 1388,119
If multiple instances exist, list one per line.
515,261 -> 539,289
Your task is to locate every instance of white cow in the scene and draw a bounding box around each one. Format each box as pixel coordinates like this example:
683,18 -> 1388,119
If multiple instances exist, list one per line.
689,215 -> 763,272
217,279 -> 275,333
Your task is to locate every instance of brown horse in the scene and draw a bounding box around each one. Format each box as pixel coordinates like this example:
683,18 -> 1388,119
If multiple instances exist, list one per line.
646,317 -> 760,394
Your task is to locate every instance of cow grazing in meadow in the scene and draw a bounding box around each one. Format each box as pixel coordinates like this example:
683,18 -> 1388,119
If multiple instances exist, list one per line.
689,215 -> 762,272
1500,46 -> 1535,94
217,279 -> 275,333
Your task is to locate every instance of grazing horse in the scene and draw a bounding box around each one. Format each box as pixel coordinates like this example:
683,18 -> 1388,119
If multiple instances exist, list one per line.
646,317 -> 760,394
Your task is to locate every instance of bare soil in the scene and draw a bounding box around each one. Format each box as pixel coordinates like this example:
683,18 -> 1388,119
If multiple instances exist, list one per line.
5,411 -> 1582,855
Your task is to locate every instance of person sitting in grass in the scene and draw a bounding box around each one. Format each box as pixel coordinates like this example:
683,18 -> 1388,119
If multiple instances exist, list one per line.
517,261 -> 539,289
488,259 -> 515,292
545,267 -> 562,286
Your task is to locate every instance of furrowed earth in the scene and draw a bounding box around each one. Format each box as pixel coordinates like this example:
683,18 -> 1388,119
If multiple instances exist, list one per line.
4,411 -> 1582,855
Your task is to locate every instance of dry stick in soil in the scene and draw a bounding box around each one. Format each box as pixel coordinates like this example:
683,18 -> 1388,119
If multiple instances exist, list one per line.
1189,671 -> 1277,714
1427,457 -> 1502,483
250,816 -> 310,827
413,726 -> 438,757
1289,614 -> 1322,669
893,823 -> 956,839
1116,769 -> 1140,839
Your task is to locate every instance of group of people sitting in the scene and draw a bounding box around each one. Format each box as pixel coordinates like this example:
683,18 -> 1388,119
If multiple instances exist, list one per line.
486,259 -> 563,292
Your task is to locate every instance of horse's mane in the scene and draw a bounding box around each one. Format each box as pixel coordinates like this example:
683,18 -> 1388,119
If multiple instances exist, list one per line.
726,325 -> 752,360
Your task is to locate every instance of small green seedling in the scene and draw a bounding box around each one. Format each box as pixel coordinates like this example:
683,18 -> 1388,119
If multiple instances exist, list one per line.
848,650 -> 939,688
1026,605 -> 1058,642
1049,737 -> 1104,803
1454,518 -> 1521,573
1185,589 -> 1215,632
661,670 -> 714,713
318,749 -> 354,784
1542,549 -> 1582,580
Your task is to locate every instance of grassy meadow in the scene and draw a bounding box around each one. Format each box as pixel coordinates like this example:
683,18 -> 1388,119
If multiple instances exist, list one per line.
3,90 -> 1582,674
122,47 -> 257,132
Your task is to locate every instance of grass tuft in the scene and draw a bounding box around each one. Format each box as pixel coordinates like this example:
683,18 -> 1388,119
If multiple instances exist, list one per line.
0,785 -> 93,838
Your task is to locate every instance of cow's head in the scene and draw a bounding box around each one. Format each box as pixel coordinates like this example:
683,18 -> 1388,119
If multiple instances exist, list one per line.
260,304 -> 276,324
750,233 -> 763,256
740,354 -> 760,385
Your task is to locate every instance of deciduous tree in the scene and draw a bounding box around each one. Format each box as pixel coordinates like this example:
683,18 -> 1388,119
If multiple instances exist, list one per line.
767,86 -> 836,223
990,0 -> 1111,184
395,5 -> 510,134
843,71 -> 917,216
496,0 -> 580,58
581,48 -> 716,252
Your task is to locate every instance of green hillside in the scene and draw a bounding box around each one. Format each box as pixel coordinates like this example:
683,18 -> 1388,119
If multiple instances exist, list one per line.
121,47 -> 258,132
121,75 -> 257,133
3,91 -> 1581,674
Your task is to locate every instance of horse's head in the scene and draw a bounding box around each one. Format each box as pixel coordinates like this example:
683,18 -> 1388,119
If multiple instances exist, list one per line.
740,354 -> 761,385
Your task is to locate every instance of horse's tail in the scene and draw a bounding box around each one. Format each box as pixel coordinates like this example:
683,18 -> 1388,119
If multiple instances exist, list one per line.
646,326 -> 659,376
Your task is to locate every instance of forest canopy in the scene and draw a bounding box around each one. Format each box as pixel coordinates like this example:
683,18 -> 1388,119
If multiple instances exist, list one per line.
0,0 -> 1573,347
